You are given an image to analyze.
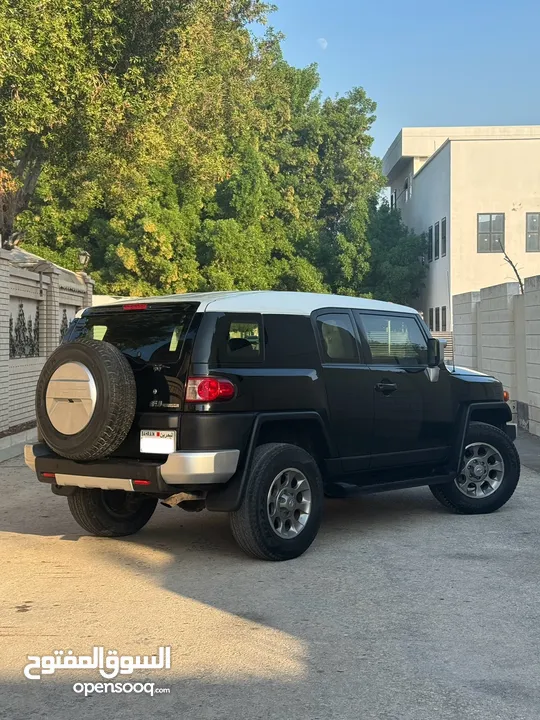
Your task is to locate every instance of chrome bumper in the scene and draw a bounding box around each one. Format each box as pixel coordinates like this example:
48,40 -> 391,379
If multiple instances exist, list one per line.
24,443 -> 48,472
160,450 -> 240,484
24,444 -> 240,491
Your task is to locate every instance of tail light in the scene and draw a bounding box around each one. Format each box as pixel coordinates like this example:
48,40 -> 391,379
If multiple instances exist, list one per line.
185,377 -> 236,403
503,390 -> 510,402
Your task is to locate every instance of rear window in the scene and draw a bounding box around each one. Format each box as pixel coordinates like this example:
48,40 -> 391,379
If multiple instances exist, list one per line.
69,306 -> 196,365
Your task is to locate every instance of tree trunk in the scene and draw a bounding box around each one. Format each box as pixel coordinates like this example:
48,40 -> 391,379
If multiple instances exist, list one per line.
0,138 -> 44,247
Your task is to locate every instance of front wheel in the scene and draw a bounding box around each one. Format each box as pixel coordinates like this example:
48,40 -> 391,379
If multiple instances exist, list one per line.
230,443 -> 324,561
67,488 -> 158,536
430,421 -> 520,514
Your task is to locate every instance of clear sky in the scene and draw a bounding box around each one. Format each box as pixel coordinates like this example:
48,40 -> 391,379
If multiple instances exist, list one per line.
265,0 -> 539,159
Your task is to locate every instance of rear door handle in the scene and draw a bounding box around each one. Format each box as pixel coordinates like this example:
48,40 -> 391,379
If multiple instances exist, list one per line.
375,381 -> 398,394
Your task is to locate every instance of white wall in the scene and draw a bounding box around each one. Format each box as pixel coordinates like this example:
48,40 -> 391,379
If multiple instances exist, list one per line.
399,143 -> 452,321
451,138 -> 540,298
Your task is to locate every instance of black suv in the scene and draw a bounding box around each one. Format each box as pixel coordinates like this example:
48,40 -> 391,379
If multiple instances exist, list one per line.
25,291 -> 520,561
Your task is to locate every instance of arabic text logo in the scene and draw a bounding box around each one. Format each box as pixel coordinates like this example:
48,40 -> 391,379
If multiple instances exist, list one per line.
23,646 -> 171,680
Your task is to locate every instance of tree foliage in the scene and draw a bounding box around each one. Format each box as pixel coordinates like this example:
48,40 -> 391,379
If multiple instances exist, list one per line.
362,200 -> 428,305
1,0 -> 425,305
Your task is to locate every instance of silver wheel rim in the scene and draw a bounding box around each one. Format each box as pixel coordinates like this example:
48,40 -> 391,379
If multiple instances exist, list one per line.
45,362 -> 97,435
267,468 -> 312,539
455,442 -> 505,498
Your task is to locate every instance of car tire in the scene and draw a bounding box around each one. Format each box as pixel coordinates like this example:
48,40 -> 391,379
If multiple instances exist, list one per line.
430,421 -> 520,514
67,488 -> 158,537
36,340 -> 136,461
230,443 -> 324,561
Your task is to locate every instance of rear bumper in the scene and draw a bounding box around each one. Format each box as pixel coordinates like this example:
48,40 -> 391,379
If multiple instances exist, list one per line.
25,444 -> 240,493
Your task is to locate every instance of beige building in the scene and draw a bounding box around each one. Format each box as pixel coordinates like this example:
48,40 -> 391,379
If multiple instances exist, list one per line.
383,126 -> 540,330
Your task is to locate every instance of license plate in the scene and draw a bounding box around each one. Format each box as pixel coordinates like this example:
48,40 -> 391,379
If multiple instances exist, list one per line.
140,430 -> 176,454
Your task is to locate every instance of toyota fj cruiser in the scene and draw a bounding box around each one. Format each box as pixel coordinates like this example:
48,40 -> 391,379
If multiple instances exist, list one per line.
25,291 -> 520,561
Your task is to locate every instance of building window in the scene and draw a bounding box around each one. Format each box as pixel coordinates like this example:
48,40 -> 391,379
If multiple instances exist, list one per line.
435,307 -> 440,332
441,218 -> 447,257
391,189 -> 397,209
428,226 -> 433,262
526,213 -> 540,252
478,213 -> 505,253
428,308 -> 434,330
441,306 -> 447,332
434,222 -> 440,260
408,174 -> 413,198
403,178 -> 409,203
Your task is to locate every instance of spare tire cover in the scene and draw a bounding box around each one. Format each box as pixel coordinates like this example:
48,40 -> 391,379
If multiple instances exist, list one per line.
36,340 -> 136,461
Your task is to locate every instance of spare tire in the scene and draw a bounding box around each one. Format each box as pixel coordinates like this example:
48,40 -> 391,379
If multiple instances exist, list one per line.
36,340 -> 136,461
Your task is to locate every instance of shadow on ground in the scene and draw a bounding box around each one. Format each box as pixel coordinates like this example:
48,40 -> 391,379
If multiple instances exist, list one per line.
2,460 -> 540,720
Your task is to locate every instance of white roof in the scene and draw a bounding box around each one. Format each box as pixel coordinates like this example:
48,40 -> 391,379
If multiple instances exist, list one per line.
100,291 -> 416,316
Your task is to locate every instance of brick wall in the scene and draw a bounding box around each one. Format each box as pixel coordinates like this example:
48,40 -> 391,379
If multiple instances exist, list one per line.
8,357 -> 46,427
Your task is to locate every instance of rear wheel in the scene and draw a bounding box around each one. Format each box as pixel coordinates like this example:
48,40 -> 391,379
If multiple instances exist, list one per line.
430,421 -> 520,514
230,443 -> 324,561
67,488 -> 157,537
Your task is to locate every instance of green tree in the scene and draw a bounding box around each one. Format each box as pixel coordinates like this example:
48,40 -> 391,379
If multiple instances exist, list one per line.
3,2 -> 393,300
0,0 -> 272,245
360,200 -> 428,305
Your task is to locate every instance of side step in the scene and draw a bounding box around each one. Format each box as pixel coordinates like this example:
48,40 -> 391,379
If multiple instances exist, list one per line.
324,472 -> 455,498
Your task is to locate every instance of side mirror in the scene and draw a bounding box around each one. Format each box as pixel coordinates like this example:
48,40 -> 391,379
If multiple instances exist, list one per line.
427,338 -> 441,368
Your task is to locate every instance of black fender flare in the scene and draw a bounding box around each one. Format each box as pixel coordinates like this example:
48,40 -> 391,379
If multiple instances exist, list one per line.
450,401 -> 513,474
205,411 -> 333,512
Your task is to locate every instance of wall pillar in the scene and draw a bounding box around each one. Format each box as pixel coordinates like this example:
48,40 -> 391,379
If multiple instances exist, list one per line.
0,250 -> 12,433
524,275 -> 540,437
478,282 -> 520,402
452,291 -> 480,369
79,272 -> 95,309
42,265 -> 61,355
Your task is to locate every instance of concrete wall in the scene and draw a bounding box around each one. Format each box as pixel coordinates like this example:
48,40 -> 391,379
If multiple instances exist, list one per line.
478,282 -> 521,400
453,291 -> 480,370
453,274 -> 540,437
524,275 -> 540,436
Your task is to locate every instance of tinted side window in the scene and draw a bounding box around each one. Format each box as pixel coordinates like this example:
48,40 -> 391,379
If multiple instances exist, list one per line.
316,313 -> 359,363
263,314 -> 319,368
212,314 -> 263,364
359,313 -> 427,366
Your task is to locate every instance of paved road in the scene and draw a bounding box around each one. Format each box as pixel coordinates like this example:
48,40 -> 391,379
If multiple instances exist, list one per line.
1,453 -> 540,720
